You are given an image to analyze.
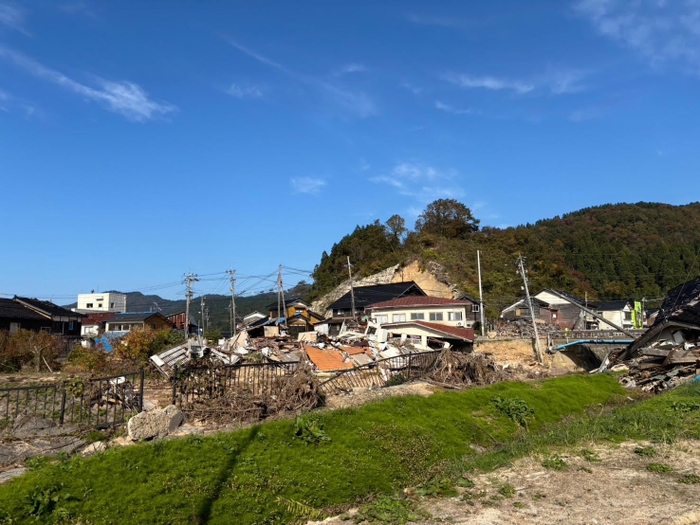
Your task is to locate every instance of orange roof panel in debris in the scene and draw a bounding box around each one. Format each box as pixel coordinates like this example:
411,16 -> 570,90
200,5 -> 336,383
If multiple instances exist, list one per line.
304,345 -> 355,371
339,345 -> 372,356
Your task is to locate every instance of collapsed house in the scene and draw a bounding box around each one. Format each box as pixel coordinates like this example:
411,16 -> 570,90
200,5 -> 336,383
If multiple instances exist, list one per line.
614,277 -> 700,391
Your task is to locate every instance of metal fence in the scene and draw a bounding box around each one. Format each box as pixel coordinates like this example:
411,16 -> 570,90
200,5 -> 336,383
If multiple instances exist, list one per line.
171,361 -> 300,408
0,370 -> 144,431
318,351 -> 441,396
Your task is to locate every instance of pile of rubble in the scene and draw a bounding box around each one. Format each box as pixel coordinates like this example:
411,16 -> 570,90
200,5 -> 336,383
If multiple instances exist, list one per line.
491,319 -> 561,339
610,277 -> 700,392
612,335 -> 700,392
150,325 -> 454,379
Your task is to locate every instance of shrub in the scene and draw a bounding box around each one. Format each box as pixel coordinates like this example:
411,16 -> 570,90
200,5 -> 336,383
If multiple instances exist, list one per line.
112,328 -> 185,366
0,329 -> 67,372
491,397 -> 535,429
541,455 -> 568,470
646,463 -> 673,473
293,416 -> 331,445
66,345 -> 108,372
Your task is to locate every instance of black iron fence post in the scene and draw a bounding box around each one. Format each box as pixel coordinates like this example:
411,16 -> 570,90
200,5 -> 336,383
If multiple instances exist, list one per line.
58,388 -> 67,425
139,368 -> 145,413
407,353 -> 413,381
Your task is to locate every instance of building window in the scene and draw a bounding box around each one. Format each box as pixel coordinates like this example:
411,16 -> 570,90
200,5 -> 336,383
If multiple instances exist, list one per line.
410,335 -> 422,345
375,315 -> 388,324
69,321 -> 74,330
449,312 -> 463,321
624,311 -> 632,321
86,303 -> 93,308
392,314 -> 406,323
9,322 -> 19,334
98,303 -> 103,308
429,312 -> 444,321
110,303 -> 115,308
472,304 -> 480,313
410,313 -> 425,320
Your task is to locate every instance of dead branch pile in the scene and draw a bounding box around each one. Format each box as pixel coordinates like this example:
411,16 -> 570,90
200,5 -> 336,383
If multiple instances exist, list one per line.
177,360 -> 324,423
266,363 -> 324,413
428,348 -> 508,386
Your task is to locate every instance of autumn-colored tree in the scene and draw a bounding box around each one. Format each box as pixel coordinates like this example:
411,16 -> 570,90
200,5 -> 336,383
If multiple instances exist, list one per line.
112,327 -> 185,365
415,199 -> 480,238
0,329 -> 67,372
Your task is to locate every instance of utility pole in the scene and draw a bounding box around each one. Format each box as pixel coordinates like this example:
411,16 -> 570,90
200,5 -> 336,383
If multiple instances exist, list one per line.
517,255 -> 544,363
227,269 -> 236,337
277,265 -> 287,328
183,273 -> 199,339
200,295 -> 206,336
477,250 -> 486,337
347,256 -> 357,321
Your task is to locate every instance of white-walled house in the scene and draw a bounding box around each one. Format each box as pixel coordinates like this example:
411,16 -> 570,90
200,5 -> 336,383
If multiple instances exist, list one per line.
366,296 -> 473,327
586,301 -> 634,330
366,296 -> 475,350
76,293 -> 127,313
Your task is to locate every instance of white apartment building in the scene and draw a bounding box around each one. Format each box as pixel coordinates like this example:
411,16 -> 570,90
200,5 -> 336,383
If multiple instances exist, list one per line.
76,292 -> 127,313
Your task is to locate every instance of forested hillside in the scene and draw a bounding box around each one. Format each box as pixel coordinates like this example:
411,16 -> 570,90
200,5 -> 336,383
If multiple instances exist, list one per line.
310,201 -> 700,316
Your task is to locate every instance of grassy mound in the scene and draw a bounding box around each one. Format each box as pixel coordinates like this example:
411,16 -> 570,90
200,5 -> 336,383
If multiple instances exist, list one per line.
0,375 -> 636,524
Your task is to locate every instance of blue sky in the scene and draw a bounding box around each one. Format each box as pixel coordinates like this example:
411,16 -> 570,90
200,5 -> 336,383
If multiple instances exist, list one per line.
1,0 -> 700,301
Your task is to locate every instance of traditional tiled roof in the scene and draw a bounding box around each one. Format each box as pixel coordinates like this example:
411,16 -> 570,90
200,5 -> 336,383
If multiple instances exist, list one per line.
103,312 -> 170,324
330,282 -> 426,310
304,345 -> 354,371
382,320 -> 475,342
14,297 -> 83,319
0,298 -> 46,321
593,300 -> 630,311
368,296 -> 470,309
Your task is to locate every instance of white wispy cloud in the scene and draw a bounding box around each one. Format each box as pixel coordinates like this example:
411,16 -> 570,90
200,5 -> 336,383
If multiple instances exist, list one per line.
225,82 -> 263,99
0,2 -> 29,35
59,2 -> 98,18
0,47 -> 176,121
0,87 -> 40,118
223,37 -> 289,72
443,67 -> 590,96
400,81 -> 423,95
290,177 -> 327,195
434,100 -> 474,115
575,0 -> 700,72
335,63 -> 367,75
444,73 -> 535,94
223,36 -> 377,118
370,162 -> 464,203
543,68 -> 589,94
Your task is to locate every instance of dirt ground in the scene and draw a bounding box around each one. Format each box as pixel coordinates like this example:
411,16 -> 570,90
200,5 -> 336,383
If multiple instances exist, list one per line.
315,439 -> 700,525
323,381 -> 439,409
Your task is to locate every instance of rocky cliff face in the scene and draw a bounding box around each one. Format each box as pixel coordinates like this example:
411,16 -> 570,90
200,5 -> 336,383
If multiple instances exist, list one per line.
311,260 -> 458,316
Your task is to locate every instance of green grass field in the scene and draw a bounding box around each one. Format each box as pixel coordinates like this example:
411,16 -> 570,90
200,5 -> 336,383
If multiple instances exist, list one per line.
1,374 -> 698,525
